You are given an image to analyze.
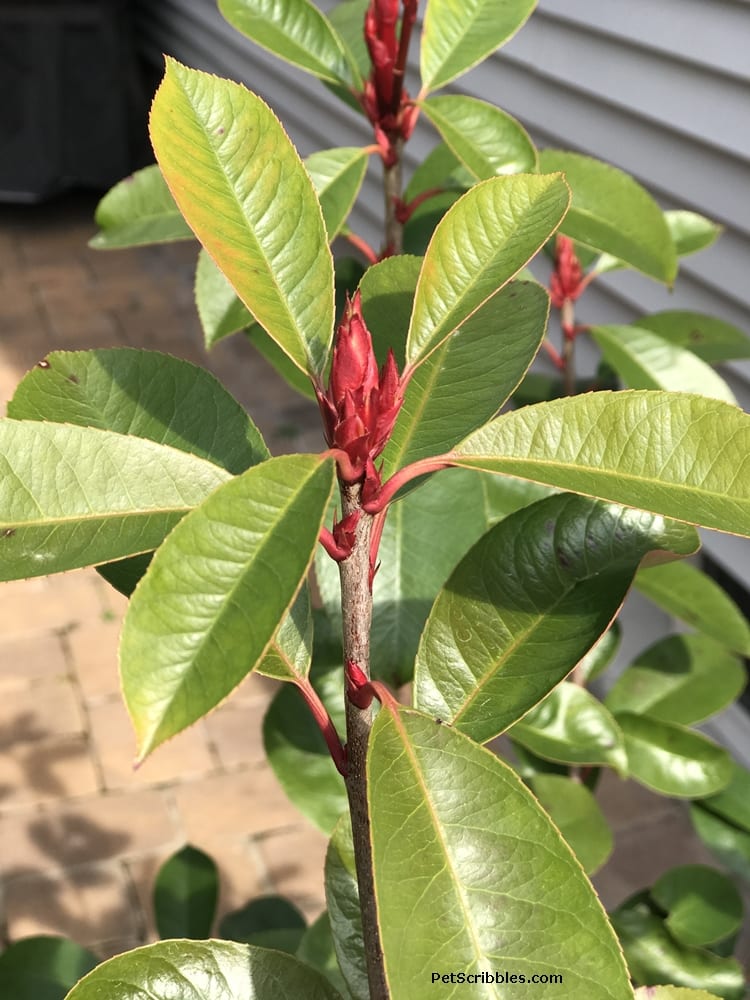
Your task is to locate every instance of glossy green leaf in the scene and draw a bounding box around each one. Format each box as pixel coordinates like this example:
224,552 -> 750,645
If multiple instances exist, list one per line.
531,774 -> 613,874
327,0 -> 369,83
635,562 -> 750,656
306,147 -> 369,239
690,804 -> 750,883
196,250 -> 254,348
90,164 -> 193,249
420,0 -> 537,92
256,587 -> 313,683
605,635 -> 746,726
63,940 -> 344,1000
358,254 -> 422,369
0,422 -> 230,582
510,682 -> 628,772
420,95 -> 537,178
384,281 -> 550,475
369,708 -> 632,998
263,621 -> 347,833
616,714 -> 732,798
576,622 -> 621,684
150,59 -> 334,376
538,150 -> 676,283
665,211 -> 723,257
590,325 -> 736,403
218,0 -> 358,87
153,845 -> 219,940
0,936 -> 98,1000
634,988 -> 725,1000
451,391 -> 750,538
414,492 -> 698,742
219,896 -> 307,953
636,312 -> 750,365
120,455 -> 334,758
8,348 -> 269,474
406,173 -> 570,367
611,896 -> 745,1000
651,865 -> 743,948
325,816 -> 368,1000
697,762 -> 750,835
296,912 -> 348,998
403,142 -> 472,202
315,468 -> 551,685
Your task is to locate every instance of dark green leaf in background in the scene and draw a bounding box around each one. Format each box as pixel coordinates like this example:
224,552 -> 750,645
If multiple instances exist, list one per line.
0,936 -> 98,1000
325,816 -> 368,1000
153,845 -> 219,939
219,896 -> 307,953
636,312 -> 750,365
90,164 -> 193,249
531,774 -> 614,874
651,865 -> 743,949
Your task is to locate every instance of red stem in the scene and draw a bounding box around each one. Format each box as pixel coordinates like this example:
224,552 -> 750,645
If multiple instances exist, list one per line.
542,339 -> 565,371
362,455 -> 453,514
343,231 -> 379,265
297,678 -> 348,777
391,0 -> 418,113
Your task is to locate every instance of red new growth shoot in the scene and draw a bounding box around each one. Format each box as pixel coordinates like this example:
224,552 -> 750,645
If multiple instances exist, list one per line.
346,660 -> 375,710
316,291 -> 403,485
549,235 -> 584,309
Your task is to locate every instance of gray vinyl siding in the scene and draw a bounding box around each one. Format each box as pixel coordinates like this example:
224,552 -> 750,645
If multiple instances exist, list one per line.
133,1 -> 750,632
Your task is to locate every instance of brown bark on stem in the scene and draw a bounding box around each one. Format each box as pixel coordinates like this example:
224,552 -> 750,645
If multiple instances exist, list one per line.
338,481 -> 389,999
383,140 -> 404,255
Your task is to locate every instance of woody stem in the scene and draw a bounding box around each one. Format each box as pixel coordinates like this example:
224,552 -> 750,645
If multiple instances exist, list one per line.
383,138 -> 404,254
561,299 -> 576,396
338,481 -> 389,999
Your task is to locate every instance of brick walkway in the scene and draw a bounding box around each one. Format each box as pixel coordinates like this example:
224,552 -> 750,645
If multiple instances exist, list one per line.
0,194 -> 741,965
0,194 -> 327,957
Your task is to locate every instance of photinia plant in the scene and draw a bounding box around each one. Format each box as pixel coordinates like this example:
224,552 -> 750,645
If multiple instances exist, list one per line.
1,1 -> 749,998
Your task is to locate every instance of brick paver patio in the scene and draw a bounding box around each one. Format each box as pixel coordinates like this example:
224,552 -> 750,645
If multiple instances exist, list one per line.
0,193 -> 743,965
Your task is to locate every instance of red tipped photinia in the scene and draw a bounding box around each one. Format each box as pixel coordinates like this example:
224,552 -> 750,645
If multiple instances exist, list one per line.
316,291 -> 403,485
549,235 -> 584,308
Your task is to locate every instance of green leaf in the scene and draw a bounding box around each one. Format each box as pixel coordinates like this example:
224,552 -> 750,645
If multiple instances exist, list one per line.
605,635 -> 746,726
327,0 -> 369,83
63,940 -> 344,1000
369,707 -> 633,998
325,816 -> 368,1000
414,492 -> 698,742
616,713 -> 732,798
315,468 -> 550,685
576,622 -> 621,684
651,865 -> 743,948
406,173 -> 570,367
420,0 -> 537,92
296,912 -> 348,998
635,562 -> 750,656
219,896 -> 307,953
699,762 -> 750,834
510,682 -> 628,772
263,619 -> 347,833
97,552 -> 153,598
90,164 -> 193,249
358,254 -> 423,369
590,325 -> 736,403
634,988 -> 726,1000
538,150 -> 677,283
8,348 -> 269,474
611,896 -> 745,1000
0,422 -> 230,582
153,845 -> 219,939
218,0 -> 358,87
0,936 -> 98,1000
636,312 -> 750,365
195,250 -> 254,348
150,59 -> 334,376
305,147 -> 369,240
451,391 -> 750,538
690,804 -> 750,883
531,774 -> 613,874
403,142 -> 472,202
420,95 -> 537,179
665,210 -> 722,257
256,587 -> 313,683
120,455 -> 334,759
384,281 -> 550,476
